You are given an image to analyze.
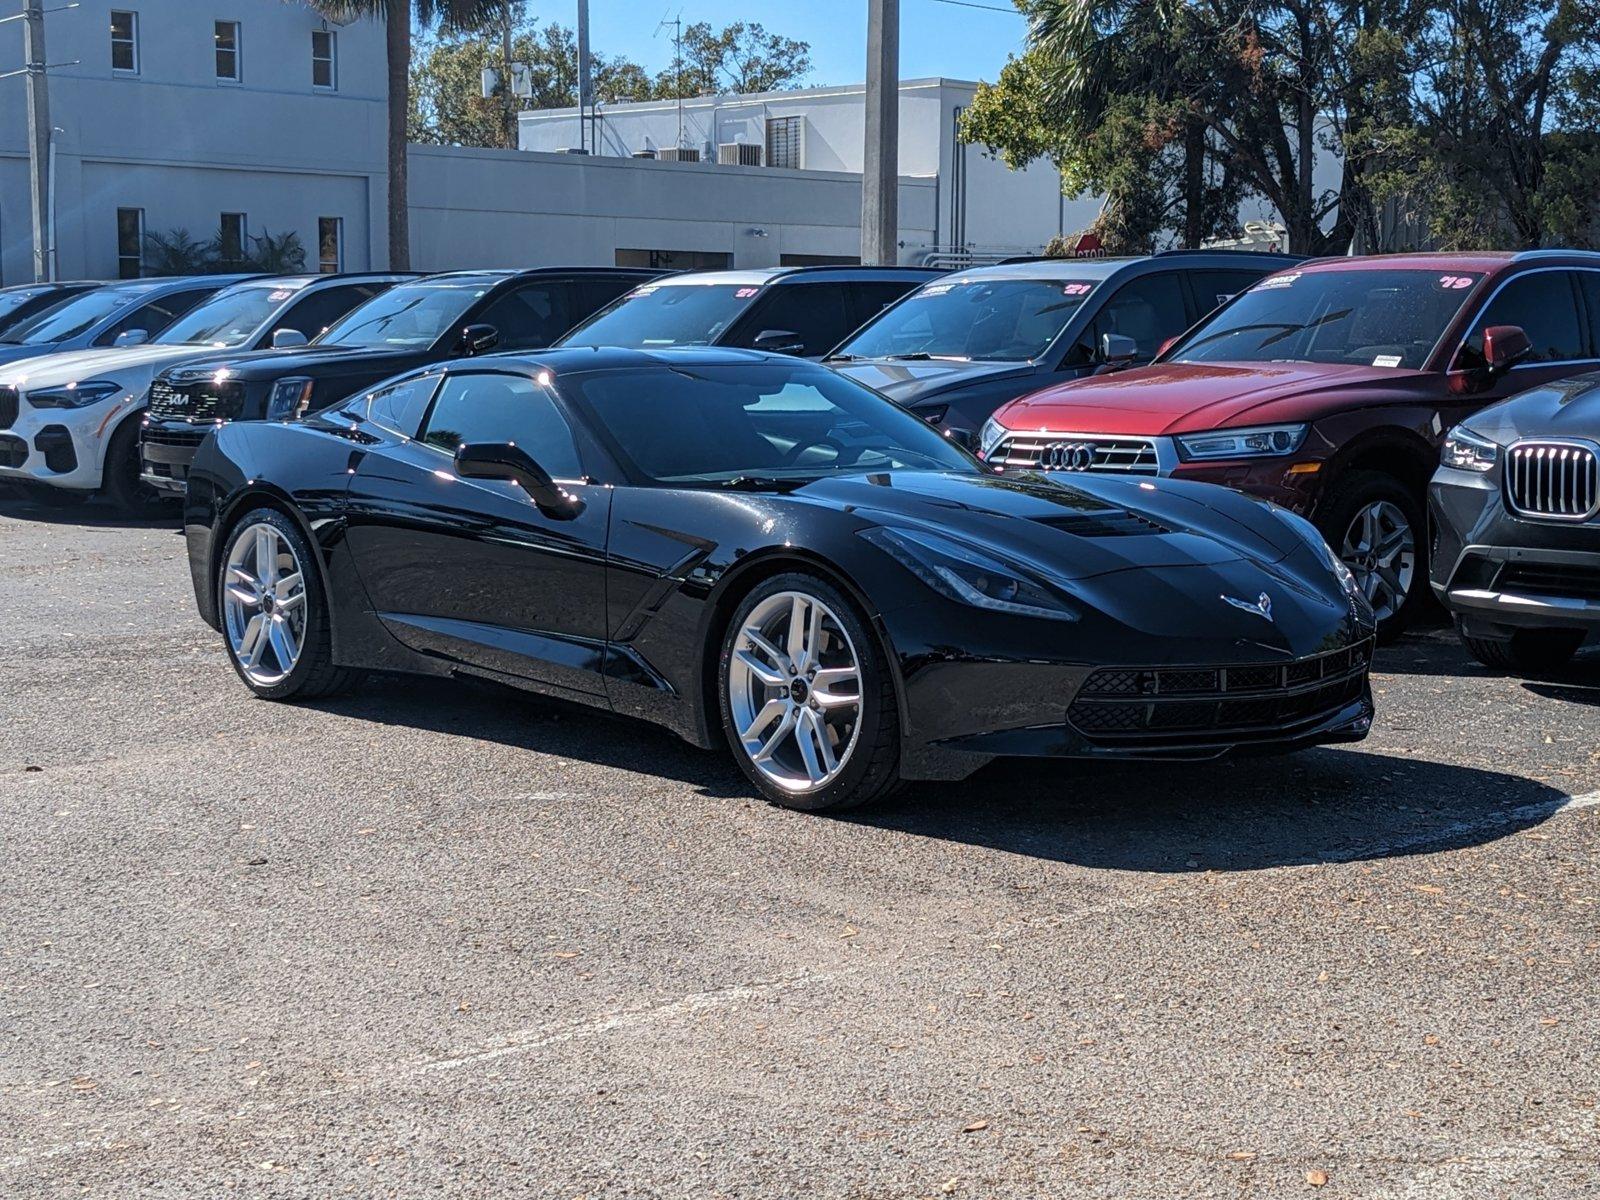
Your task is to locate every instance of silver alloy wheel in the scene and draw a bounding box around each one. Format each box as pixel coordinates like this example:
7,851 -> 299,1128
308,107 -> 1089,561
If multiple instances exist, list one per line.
727,590 -> 863,794
222,522 -> 308,686
1340,499 -> 1415,623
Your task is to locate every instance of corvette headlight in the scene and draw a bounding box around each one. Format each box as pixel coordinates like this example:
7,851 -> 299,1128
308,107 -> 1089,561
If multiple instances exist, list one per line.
1276,507 -> 1365,605
978,416 -> 1008,458
862,526 -> 1078,621
26,380 -> 124,409
1441,425 -> 1498,473
1176,423 -> 1308,461
267,377 -> 315,421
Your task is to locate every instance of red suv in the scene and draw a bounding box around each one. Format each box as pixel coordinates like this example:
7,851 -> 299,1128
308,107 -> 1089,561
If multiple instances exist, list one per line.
976,251 -> 1600,636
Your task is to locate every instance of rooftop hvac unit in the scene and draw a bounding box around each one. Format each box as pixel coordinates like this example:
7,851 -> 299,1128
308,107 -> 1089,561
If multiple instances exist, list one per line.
657,146 -> 700,163
557,147 -> 590,155
718,142 -> 763,167
632,149 -> 657,159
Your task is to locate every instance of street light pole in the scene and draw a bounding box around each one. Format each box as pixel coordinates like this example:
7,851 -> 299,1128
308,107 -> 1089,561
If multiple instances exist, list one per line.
23,0 -> 51,281
861,0 -> 899,266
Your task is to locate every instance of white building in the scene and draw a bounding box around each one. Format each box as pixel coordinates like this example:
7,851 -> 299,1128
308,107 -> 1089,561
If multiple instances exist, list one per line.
0,0 -> 388,284
518,78 -> 1100,267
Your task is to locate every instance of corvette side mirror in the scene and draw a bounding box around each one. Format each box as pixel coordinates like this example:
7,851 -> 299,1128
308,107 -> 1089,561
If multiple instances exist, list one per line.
112,329 -> 149,348
457,323 -> 500,356
454,441 -> 582,518
1483,324 -> 1532,375
751,328 -> 806,356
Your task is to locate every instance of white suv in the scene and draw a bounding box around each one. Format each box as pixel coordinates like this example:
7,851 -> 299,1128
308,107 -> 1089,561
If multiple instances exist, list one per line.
0,273 -> 406,508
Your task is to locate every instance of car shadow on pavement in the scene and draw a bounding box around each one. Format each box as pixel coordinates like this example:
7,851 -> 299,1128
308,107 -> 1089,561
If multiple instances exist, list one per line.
0,490 -> 180,530
305,674 -> 753,797
860,747 -> 1575,872
1375,626 -> 1597,680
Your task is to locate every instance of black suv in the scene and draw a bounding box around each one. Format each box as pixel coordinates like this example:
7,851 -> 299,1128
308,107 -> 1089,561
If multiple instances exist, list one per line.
141,267 -> 660,494
825,250 -> 1301,435
553,265 -> 944,359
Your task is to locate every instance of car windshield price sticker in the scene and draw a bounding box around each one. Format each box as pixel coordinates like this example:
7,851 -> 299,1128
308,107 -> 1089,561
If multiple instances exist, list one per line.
734,287 -> 760,298
1260,272 -> 1300,289
1063,282 -> 1094,296
1435,274 -> 1480,291
1372,354 -> 1403,367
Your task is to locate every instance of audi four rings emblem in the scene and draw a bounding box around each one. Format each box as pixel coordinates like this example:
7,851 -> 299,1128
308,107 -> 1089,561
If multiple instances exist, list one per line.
1041,441 -> 1098,471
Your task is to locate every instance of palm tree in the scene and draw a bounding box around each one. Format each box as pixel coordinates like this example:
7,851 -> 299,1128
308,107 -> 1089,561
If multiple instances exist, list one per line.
306,0 -> 502,269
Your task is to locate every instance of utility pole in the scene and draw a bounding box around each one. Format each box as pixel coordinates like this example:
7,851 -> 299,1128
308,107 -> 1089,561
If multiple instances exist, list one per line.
22,0 -> 51,281
654,12 -> 683,150
576,0 -> 591,153
861,0 -> 899,266
500,0 -> 515,150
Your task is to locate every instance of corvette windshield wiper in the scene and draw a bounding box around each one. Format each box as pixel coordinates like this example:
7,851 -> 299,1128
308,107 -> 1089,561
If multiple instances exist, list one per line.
717,475 -> 818,492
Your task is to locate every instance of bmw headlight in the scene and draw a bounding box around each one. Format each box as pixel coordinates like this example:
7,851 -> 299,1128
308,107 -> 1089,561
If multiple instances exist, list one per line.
26,380 -> 124,409
978,416 -> 1008,458
862,526 -> 1078,621
1176,423 -> 1308,461
267,377 -> 315,421
1441,425 -> 1498,473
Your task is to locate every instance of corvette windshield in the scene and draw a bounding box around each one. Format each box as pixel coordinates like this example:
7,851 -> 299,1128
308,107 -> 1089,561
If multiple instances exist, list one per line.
562,361 -> 978,485
1168,269 -> 1484,370
319,281 -> 490,348
156,285 -> 296,347
0,287 -> 148,345
834,278 -> 1099,362
556,283 -> 756,349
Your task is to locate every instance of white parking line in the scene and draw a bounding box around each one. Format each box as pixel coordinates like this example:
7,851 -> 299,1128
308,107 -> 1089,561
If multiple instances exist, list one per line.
1324,789 -> 1600,862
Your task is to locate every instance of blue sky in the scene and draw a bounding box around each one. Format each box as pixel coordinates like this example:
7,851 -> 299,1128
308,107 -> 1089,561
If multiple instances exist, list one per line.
582,0 -> 1029,87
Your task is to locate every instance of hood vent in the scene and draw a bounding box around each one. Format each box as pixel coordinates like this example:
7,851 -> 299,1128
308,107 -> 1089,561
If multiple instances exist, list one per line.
1031,509 -> 1170,538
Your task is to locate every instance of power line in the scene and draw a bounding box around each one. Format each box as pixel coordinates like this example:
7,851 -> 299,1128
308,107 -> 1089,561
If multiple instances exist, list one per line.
923,0 -> 1022,14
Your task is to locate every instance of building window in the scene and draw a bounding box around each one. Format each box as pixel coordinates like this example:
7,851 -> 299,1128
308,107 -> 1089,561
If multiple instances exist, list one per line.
765,116 -> 802,170
311,29 -> 337,90
110,10 -> 139,74
116,208 -> 144,279
219,213 -> 247,266
215,21 -> 241,81
318,218 -> 343,273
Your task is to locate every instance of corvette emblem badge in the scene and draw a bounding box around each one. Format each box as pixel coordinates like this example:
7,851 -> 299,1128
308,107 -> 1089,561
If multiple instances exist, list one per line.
1221,592 -> 1274,621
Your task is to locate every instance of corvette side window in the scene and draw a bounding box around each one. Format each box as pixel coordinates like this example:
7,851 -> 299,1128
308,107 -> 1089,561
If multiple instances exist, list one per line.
420,372 -> 583,479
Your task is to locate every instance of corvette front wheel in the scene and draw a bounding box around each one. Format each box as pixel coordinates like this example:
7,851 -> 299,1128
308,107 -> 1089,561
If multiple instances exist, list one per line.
718,573 -> 901,812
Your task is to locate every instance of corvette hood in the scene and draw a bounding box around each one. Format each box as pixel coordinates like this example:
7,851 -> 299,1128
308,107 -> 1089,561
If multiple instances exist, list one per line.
791,469 -> 1312,582
0,343 -> 222,389
999,360 -> 1432,435
833,358 -> 1036,404
159,344 -> 423,383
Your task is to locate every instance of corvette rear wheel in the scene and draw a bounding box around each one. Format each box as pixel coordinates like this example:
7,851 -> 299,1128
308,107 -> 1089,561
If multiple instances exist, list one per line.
719,573 -> 901,811
218,507 -> 352,700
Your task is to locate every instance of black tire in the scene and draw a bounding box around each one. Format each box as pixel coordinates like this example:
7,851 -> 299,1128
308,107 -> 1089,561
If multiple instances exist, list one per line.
100,416 -> 166,513
1316,470 -> 1427,644
216,506 -> 354,701
717,571 -> 902,812
1460,625 -> 1586,674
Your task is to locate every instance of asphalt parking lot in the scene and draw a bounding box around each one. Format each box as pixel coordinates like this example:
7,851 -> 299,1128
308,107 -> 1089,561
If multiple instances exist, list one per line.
1,492 -> 1597,1199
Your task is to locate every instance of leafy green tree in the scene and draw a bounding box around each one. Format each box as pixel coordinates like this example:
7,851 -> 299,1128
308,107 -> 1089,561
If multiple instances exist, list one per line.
411,19 -> 655,148
1359,0 -> 1600,248
305,0 -> 503,269
656,21 -> 813,97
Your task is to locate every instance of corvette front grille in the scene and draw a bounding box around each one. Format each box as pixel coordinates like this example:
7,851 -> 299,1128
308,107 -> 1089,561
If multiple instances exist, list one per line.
995,432 -> 1162,475
1069,640 -> 1373,746
1505,440 -> 1599,521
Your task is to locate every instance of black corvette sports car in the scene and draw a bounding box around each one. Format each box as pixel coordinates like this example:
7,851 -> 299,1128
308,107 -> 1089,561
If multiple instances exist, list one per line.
184,348 -> 1376,810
